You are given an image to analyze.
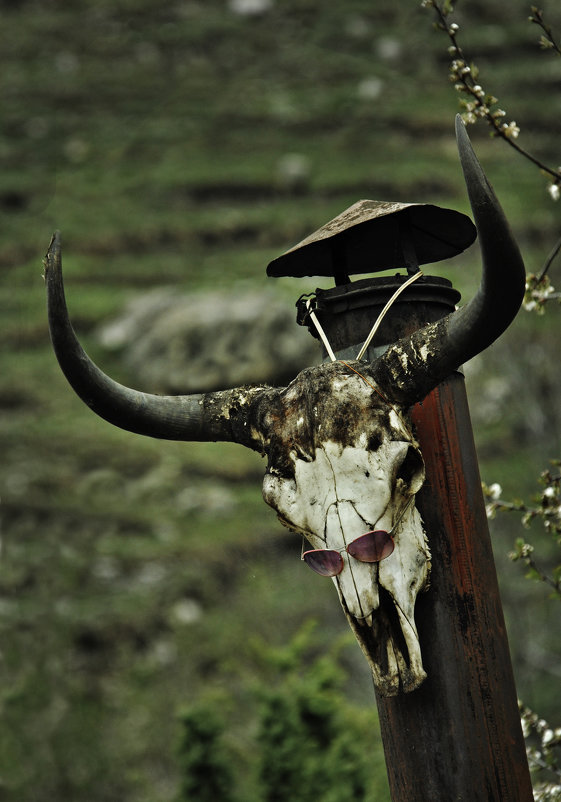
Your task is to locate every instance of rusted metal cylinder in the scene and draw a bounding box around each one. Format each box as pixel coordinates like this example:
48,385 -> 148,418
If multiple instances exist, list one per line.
308,275 -> 533,802
311,274 -> 460,353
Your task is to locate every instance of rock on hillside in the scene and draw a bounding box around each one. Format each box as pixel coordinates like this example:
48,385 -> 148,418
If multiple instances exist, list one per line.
98,288 -> 322,393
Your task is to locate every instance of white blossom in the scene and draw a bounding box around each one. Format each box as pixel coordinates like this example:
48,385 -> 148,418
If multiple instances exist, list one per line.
543,728 -> 555,745
501,121 -> 520,139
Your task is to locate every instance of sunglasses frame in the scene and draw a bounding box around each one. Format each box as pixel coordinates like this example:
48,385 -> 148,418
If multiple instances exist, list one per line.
301,496 -> 414,577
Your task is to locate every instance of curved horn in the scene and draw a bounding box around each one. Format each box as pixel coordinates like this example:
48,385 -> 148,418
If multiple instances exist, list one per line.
44,232 -> 270,449
371,115 -> 525,406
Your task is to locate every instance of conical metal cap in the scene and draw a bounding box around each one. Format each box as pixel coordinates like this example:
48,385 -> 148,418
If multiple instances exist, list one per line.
266,200 -> 476,282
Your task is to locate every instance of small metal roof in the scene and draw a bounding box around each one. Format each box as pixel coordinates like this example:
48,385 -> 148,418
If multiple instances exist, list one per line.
266,199 -> 477,282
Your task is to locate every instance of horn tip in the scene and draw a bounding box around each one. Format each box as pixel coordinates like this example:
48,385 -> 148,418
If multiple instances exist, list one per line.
43,230 -> 62,281
455,112 -> 465,131
455,114 -> 474,157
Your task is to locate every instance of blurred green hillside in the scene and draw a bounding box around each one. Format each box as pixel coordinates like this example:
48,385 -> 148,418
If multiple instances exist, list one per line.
1,0 -> 560,799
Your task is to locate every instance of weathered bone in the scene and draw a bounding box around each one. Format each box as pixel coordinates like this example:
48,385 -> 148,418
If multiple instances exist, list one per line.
261,362 -> 429,694
44,119 -> 525,695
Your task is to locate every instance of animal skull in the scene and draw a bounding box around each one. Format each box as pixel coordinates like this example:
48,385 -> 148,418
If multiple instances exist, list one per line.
260,363 -> 430,695
43,118 -> 525,695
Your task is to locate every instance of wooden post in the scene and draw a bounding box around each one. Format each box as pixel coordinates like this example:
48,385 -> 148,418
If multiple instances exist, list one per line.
314,276 -> 533,801
377,376 -> 533,801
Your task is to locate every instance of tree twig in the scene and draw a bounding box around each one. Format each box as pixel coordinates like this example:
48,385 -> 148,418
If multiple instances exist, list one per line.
422,0 -> 561,185
538,234 -> 561,281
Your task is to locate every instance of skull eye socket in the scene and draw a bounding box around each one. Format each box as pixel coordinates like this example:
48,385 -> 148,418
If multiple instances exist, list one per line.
396,445 -> 425,493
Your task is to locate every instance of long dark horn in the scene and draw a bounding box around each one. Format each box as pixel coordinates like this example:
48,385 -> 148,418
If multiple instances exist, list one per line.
44,232 -> 271,449
370,115 -> 525,406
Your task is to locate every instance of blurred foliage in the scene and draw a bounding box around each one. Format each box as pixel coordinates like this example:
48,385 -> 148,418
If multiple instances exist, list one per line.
484,457 -> 561,795
254,625 -> 387,802
177,705 -> 236,802
176,623 -> 389,802
0,0 -> 560,800
520,701 -> 561,800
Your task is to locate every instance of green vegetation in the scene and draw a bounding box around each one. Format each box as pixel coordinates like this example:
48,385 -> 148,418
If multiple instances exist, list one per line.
177,706 -> 236,802
176,624 -> 389,802
1,0 -> 560,799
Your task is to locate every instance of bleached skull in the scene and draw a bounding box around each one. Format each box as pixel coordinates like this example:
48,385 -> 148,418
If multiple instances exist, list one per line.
260,364 -> 430,695
44,119 -> 525,695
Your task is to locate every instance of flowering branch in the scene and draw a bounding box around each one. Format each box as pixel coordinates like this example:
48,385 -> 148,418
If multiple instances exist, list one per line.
520,703 -> 561,797
510,539 -> 561,597
530,6 -> 561,56
483,466 -> 561,599
421,0 -> 561,201
523,272 -> 561,314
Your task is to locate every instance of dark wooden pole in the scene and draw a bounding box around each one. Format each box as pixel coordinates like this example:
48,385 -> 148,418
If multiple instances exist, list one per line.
313,276 -> 533,802
377,376 -> 533,801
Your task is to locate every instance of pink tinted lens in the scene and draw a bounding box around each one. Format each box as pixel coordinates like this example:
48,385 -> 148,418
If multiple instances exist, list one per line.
347,530 -> 394,563
303,549 -> 344,577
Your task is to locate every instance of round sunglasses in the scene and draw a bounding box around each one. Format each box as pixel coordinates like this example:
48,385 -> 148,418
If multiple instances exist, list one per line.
301,496 -> 414,577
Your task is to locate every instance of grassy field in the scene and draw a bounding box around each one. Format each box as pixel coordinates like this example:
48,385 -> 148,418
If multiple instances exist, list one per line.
1,0 -> 561,799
